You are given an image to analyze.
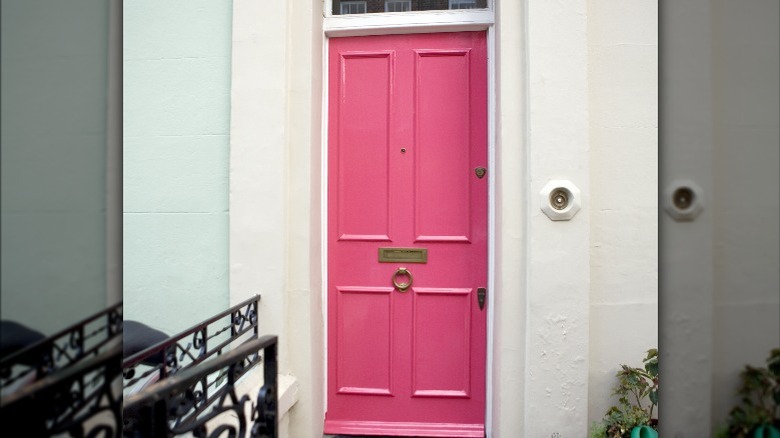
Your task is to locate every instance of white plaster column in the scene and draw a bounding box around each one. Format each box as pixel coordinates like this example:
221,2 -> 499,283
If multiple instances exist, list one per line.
229,0 -> 290,368
231,1 -> 326,436
524,0 -> 591,435
492,0 -> 528,435
659,0 -> 715,434
495,0 -> 592,435
284,1 -> 326,437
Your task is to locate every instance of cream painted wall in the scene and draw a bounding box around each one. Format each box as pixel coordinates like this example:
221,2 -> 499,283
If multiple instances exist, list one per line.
586,0 -> 659,427
229,0 -> 289,361
123,1 -> 232,335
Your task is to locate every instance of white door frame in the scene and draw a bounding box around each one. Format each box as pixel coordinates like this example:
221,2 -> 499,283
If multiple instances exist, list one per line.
320,7 -> 497,435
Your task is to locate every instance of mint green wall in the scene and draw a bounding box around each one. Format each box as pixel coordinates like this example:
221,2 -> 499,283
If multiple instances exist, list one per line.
123,1 -> 232,334
0,0 -> 109,335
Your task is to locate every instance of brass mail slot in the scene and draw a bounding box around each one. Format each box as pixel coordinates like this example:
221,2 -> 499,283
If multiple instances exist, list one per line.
378,247 -> 428,263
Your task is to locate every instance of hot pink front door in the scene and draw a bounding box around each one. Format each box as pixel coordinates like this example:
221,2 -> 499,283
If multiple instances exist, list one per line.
326,32 -> 488,437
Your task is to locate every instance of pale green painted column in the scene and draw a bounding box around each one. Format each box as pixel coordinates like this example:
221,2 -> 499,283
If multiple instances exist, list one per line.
123,1 -> 232,334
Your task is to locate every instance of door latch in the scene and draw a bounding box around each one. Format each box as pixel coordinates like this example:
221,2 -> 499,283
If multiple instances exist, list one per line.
477,287 -> 486,310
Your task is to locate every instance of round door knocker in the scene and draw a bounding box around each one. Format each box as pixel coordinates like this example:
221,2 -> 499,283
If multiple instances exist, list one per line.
392,267 -> 413,292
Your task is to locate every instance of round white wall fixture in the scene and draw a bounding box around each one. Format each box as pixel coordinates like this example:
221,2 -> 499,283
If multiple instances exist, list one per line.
540,180 -> 582,221
664,180 -> 704,221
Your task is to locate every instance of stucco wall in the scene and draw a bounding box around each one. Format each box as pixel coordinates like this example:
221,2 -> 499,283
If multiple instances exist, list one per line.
660,1 -> 779,434
586,0 -> 659,426
123,0 -> 232,334
710,0 -> 779,430
1,0 -> 110,334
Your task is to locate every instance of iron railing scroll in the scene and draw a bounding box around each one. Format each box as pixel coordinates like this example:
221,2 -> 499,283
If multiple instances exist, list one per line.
122,335 -> 278,438
122,295 -> 261,391
0,302 -> 124,437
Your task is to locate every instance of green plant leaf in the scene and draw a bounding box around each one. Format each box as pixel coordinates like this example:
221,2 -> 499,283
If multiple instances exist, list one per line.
649,389 -> 658,406
644,358 -> 658,377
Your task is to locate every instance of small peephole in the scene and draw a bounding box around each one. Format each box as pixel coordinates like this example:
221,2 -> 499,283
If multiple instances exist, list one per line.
673,187 -> 694,210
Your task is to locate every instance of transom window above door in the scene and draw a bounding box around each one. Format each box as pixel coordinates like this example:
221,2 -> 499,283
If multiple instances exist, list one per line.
386,0 -> 412,13
449,0 -> 477,9
331,0 -> 488,15
340,1 -> 367,15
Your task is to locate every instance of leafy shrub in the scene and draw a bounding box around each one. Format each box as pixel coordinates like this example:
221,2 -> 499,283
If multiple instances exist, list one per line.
716,348 -> 780,438
590,348 -> 658,438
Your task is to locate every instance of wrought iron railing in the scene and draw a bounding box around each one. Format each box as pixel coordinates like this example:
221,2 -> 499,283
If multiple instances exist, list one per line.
122,295 -> 261,391
0,302 -> 122,391
122,335 -> 278,438
0,296 -> 275,437
0,303 -> 123,437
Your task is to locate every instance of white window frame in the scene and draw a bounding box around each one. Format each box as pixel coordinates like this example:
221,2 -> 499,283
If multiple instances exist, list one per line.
339,1 -> 367,15
324,1 -> 493,37
385,0 -> 412,13
449,0 -> 477,10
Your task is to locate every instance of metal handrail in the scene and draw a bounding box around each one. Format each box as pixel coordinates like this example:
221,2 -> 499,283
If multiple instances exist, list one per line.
0,301 -> 122,389
122,295 -> 260,388
0,316 -> 123,437
123,335 -> 278,438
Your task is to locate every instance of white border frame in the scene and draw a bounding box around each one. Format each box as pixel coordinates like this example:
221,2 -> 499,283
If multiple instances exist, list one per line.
320,7 -> 497,435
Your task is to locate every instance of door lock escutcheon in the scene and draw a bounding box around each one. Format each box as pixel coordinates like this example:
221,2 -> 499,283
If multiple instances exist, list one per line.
477,287 -> 486,310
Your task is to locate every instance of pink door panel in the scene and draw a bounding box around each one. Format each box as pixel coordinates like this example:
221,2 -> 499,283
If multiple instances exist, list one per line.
327,32 -> 488,437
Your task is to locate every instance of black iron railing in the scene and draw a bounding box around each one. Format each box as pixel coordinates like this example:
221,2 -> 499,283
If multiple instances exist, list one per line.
0,296 -> 275,437
0,303 -> 123,437
0,302 -> 122,390
123,335 -> 278,438
122,295 -> 260,390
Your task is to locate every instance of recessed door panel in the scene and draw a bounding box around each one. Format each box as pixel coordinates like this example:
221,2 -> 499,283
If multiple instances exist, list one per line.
412,287 -> 472,397
337,52 -> 393,241
327,32 -> 488,437
415,50 -> 472,242
336,287 -> 394,395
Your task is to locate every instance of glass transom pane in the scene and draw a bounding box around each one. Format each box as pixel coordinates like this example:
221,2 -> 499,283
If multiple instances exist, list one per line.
333,0 -> 488,15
